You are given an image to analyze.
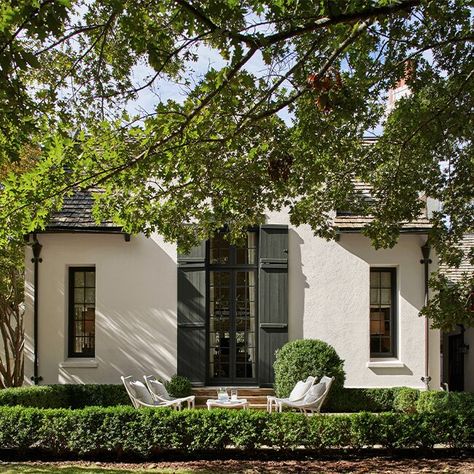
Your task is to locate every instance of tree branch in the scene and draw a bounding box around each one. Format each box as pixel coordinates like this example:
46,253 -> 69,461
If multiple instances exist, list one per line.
250,19 -> 372,122
0,0 -> 55,56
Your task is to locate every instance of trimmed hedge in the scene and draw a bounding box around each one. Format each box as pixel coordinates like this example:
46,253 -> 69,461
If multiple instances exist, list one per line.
416,391 -> 474,414
0,385 -> 473,415
0,385 -> 130,409
0,406 -> 471,457
325,387 -> 400,412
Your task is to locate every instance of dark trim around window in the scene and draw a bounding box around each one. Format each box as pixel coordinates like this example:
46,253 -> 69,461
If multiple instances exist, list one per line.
370,267 -> 397,358
68,266 -> 96,358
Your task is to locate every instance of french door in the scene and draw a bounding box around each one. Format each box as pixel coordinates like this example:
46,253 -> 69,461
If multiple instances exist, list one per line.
208,269 -> 257,384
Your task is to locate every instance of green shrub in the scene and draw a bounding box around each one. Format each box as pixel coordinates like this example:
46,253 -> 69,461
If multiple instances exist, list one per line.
0,406 -> 470,457
273,339 -> 345,398
0,384 -> 130,409
165,375 -> 193,398
417,391 -> 474,414
394,387 -> 420,414
325,387 -> 399,412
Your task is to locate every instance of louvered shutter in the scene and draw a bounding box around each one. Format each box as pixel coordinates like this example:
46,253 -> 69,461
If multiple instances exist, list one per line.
177,241 -> 206,385
258,225 -> 288,386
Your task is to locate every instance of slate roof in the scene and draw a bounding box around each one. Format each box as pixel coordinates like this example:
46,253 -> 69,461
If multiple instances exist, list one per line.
333,181 -> 432,233
46,188 -> 122,232
334,215 -> 432,232
47,184 -> 432,234
439,234 -> 474,284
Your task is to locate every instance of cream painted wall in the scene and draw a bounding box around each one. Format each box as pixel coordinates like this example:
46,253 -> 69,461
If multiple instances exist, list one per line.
24,233 -> 177,385
268,209 -> 440,389
24,215 -> 440,388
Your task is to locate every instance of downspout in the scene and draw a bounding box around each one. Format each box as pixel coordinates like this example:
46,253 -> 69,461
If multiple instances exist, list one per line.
420,242 -> 432,390
31,235 -> 43,385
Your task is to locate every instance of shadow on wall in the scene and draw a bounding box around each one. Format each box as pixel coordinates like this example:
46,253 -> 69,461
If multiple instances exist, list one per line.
60,235 -> 178,384
289,229 -> 308,340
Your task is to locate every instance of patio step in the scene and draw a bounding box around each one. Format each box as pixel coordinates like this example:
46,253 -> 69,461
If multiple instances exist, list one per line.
192,387 -> 274,409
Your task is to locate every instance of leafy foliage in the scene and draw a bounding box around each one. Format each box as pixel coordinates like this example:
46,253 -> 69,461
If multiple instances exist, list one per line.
164,374 -> 193,398
325,387 -> 400,413
420,272 -> 474,330
273,339 -> 345,398
0,406 -> 471,456
416,390 -> 474,415
393,387 -> 420,414
0,384 -> 130,408
0,1 -> 472,328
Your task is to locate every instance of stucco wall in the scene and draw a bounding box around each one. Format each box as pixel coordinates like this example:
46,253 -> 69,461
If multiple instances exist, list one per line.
24,216 -> 440,388
24,233 -> 177,385
268,209 -> 440,389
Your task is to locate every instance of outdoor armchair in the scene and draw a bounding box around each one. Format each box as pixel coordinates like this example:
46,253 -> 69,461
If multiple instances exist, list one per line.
267,376 -> 317,413
276,375 -> 335,414
144,375 -> 195,409
121,376 -> 181,410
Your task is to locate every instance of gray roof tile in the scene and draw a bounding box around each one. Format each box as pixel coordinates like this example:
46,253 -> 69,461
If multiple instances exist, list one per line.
439,234 -> 474,284
47,189 -> 121,231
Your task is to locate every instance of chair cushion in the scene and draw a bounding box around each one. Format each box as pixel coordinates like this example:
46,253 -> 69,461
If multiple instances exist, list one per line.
303,382 -> 326,404
148,379 -> 171,400
130,381 -> 154,405
289,379 -> 313,401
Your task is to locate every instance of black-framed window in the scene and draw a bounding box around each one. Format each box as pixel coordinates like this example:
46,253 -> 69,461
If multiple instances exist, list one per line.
68,267 -> 96,357
370,268 -> 397,357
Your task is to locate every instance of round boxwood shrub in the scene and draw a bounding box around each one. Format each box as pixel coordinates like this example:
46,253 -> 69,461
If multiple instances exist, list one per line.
274,339 -> 345,398
165,374 -> 193,398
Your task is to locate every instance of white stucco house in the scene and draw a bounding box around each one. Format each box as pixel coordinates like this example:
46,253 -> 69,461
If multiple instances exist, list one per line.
23,186 -> 454,391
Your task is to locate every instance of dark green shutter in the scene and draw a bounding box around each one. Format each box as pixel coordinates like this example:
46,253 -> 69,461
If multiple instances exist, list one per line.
177,240 -> 206,385
258,225 -> 288,387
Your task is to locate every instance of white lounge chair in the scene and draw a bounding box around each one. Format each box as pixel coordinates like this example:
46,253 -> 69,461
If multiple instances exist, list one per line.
276,375 -> 335,414
144,375 -> 195,409
267,376 -> 317,413
121,376 -> 181,409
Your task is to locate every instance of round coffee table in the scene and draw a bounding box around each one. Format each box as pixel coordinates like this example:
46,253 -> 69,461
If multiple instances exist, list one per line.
206,398 -> 249,410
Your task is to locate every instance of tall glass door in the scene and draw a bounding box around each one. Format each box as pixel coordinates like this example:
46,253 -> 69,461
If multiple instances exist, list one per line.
208,233 -> 257,383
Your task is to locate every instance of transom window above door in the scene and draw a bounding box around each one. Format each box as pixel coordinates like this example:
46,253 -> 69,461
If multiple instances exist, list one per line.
209,232 -> 257,265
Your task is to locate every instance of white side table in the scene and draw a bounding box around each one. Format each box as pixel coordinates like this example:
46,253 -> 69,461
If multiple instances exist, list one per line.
206,398 -> 249,410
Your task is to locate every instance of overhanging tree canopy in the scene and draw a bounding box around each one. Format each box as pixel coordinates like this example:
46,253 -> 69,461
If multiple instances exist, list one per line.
0,0 -> 472,328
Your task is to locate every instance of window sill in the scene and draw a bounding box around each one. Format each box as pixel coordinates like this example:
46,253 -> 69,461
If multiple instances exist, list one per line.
59,359 -> 98,368
366,359 -> 405,369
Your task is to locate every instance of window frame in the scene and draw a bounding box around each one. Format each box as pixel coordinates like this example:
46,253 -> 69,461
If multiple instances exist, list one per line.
68,266 -> 96,358
369,267 -> 397,358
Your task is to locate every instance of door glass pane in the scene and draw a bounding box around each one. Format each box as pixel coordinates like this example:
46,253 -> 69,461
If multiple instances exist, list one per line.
210,234 -> 230,264
235,232 -> 257,265
209,271 -> 231,379
235,271 -> 256,379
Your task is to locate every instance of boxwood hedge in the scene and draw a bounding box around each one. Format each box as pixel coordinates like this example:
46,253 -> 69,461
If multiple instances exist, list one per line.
0,406 -> 471,458
1,385 -> 473,415
0,384 -> 130,409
